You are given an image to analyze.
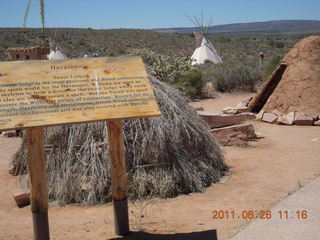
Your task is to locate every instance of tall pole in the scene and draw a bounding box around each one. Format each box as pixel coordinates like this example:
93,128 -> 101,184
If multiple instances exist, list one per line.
40,0 -> 46,47
107,120 -> 130,236
259,52 -> 264,68
26,127 -> 50,240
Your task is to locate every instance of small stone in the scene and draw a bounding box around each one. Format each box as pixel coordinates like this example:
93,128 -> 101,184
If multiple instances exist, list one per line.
4,131 -> 18,137
277,112 -> 295,125
262,113 -> 278,124
255,110 -> 265,120
236,97 -> 253,108
294,112 -> 314,125
304,111 -> 319,121
312,114 -> 319,121
223,106 -> 250,115
194,107 -> 204,111
201,82 -> 216,99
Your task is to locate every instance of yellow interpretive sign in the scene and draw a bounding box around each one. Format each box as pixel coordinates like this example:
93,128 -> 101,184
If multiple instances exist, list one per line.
0,56 -> 160,130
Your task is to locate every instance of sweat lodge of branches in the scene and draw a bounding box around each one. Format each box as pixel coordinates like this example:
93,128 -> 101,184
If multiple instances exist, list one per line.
9,39 -> 227,206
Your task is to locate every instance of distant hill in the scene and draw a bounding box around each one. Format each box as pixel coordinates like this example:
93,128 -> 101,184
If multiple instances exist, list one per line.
0,26 -> 317,63
0,28 -> 196,61
154,20 -> 320,34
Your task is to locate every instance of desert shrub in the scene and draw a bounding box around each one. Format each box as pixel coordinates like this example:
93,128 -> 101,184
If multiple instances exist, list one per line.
200,60 -> 261,92
77,40 -> 86,46
175,70 -> 203,97
130,48 -> 194,82
275,41 -> 284,48
267,40 -> 275,47
0,28 -> 309,63
130,48 -> 203,96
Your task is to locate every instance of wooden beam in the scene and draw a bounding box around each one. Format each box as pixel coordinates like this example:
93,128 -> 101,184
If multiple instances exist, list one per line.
27,127 -> 50,240
248,63 -> 287,113
107,120 -> 130,236
13,192 -> 30,208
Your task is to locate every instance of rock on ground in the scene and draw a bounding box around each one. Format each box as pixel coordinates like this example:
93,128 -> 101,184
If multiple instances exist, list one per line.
262,113 -> 278,124
198,111 -> 256,128
210,123 -> 257,146
294,112 -> 314,125
277,112 -> 295,125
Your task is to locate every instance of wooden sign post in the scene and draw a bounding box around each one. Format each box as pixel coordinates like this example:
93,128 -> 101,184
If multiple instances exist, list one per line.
27,127 -> 50,240
0,56 -> 160,239
107,120 -> 129,235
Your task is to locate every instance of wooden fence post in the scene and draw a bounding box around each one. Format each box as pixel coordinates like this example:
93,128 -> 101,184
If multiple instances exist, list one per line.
26,127 -> 50,240
107,120 -> 130,236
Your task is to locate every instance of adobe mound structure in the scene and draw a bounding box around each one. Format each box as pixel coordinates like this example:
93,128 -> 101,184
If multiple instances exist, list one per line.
263,36 -> 320,116
13,77 -> 227,206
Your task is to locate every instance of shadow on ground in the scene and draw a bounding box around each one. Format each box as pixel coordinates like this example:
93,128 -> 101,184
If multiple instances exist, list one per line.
109,230 -> 217,240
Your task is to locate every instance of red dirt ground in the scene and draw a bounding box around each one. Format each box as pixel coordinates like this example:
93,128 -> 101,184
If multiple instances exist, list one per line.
1,93 -> 320,240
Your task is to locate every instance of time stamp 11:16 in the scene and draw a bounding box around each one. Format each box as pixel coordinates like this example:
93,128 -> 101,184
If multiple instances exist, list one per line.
212,210 -> 308,220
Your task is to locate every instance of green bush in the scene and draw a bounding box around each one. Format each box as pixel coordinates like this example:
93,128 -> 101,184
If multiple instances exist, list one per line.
130,48 -> 195,83
176,70 -> 203,97
200,60 -> 261,92
275,42 -> 284,48
130,48 -> 203,96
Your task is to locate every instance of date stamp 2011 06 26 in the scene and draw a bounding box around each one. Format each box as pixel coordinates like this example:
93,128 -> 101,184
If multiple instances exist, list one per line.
212,210 -> 308,220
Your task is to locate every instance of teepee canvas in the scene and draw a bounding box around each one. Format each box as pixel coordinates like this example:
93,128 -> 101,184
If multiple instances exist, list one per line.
47,39 -> 68,60
191,35 -> 222,65
189,15 -> 222,65
47,48 -> 67,60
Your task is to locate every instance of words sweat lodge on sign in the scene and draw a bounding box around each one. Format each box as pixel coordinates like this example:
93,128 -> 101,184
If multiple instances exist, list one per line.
0,56 -> 160,131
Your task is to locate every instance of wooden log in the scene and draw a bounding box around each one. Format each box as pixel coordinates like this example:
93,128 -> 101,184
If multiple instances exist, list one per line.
107,120 -> 130,236
248,63 -> 287,113
13,192 -> 30,208
26,127 -> 50,240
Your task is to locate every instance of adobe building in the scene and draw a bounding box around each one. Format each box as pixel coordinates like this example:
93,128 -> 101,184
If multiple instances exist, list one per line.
6,46 -> 50,60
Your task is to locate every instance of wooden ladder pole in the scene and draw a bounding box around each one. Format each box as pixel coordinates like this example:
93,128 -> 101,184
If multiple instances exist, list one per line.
26,127 -> 50,240
106,120 -> 130,236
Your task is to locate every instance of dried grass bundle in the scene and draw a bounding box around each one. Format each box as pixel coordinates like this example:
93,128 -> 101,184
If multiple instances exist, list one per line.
13,76 -> 227,205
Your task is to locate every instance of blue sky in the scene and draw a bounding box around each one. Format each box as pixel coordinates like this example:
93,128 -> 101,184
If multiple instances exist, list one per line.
0,0 -> 319,29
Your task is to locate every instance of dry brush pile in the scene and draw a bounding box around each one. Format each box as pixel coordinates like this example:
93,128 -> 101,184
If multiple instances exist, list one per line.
13,76 -> 227,206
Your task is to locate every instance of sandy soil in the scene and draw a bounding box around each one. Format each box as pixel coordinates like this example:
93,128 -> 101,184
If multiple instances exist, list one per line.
1,93 -> 320,240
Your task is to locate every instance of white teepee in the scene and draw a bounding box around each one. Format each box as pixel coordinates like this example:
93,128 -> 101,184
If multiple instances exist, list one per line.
47,48 -> 68,60
47,39 -> 68,60
191,36 -> 222,65
188,14 -> 222,65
